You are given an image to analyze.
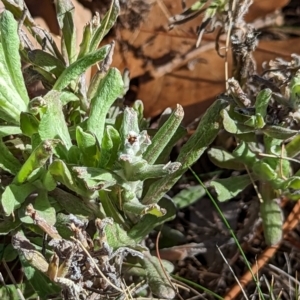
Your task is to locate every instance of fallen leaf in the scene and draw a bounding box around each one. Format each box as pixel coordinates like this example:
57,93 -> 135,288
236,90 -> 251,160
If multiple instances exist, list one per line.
23,0 -> 293,122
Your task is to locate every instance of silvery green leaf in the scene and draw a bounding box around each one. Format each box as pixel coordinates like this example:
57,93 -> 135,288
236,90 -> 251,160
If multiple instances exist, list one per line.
0,10 -> 29,106
14,139 -> 60,184
1,183 -> 36,216
255,88 -> 272,118
53,45 -> 110,91
87,68 -> 124,143
38,91 -> 72,154
55,0 -> 77,64
210,174 -> 253,202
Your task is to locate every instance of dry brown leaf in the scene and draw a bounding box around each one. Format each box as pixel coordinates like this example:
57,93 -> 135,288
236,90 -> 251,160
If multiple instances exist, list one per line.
23,0 -> 292,121
109,0 -> 290,119
245,0 -> 289,22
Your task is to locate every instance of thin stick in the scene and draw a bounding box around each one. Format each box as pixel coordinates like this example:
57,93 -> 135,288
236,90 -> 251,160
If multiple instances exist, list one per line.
121,278 -> 132,300
224,0 -> 237,91
149,41 -> 215,78
245,165 -> 263,203
258,152 -> 300,165
217,245 -> 249,300
171,277 -> 203,296
268,264 -> 300,287
155,0 -> 181,36
155,231 -> 182,299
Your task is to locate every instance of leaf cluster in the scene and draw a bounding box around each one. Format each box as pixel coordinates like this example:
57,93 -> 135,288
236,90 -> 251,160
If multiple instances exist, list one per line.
208,65 -> 300,246
0,1 -> 228,298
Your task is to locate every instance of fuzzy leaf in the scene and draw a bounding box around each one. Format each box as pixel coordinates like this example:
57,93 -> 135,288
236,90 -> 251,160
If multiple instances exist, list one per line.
210,174 -> 252,202
20,112 -> 39,137
14,139 -> 60,184
19,190 -> 56,226
41,170 -> 57,191
0,139 -> 22,174
28,50 -> 65,77
49,188 -> 93,217
119,107 -> 141,148
0,73 -> 26,124
49,160 -> 87,197
55,0 -> 76,64
1,183 -> 36,216
129,196 -> 176,242
208,147 -> 244,170
263,126 -> 299,139
0,218 -> 21,234
99,190 -> 126,227
38,91 -> 72,152
72,166 -> 117,190
67,145 -> 81,164
0,10 -> 29,105
260,183 -> 283,246
141,252 -> 175,299
0,125 -> 22,137
59,91 -> 79,105
122,159 -> 181,181
172,185 -> 206,209
232,141 -> 257,167
142,98 -> 228,205
123,198 -> 166,217
244,113 -> 265,129
221,109 -> 253,134
78,20 -> 92,59
105,221 -> 138,250
144,104 -> 184,164
255,88 -> 272,118
280,176 -> 300,190
87,68 -> 124,143
53,45 -> 110,91
99,125 -> 121,168
253,161 -> 278,181
286,134 -> 300,157
76,126 -> 98,167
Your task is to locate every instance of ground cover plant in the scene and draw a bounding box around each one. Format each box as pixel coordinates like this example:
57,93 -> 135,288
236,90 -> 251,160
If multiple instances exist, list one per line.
0,0 -> 300,299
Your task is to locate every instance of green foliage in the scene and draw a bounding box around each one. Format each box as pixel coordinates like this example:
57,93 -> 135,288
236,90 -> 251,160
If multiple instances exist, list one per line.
172,184 -> 206,209
208,69 -> 300,246
0,2 -> 229,299
2,0 -> 299,297
0,10 -> 28,124
210,174 -> 253,202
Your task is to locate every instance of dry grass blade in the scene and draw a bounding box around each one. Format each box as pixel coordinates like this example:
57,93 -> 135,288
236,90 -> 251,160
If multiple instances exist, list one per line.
224,200 -> 300,299
268,263 -> 300,287
155,230 -> 181,299
217,244 -> 249,300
